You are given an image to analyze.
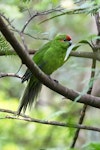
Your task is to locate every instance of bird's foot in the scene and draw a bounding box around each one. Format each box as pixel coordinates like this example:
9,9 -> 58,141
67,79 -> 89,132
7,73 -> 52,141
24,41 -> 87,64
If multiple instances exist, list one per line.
15,110 -> 20,117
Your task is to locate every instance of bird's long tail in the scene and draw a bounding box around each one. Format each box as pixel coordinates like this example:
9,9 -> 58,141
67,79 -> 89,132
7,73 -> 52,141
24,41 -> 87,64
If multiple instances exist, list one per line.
17,77 -> 42,115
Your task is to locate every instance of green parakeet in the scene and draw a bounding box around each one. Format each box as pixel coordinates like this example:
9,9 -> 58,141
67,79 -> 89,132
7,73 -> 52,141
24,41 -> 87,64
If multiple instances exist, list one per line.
17,34 -> 72,115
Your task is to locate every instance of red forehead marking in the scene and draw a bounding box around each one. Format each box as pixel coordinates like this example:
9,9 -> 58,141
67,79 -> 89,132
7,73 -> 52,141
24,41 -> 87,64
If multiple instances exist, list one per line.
66,35 -> 71,41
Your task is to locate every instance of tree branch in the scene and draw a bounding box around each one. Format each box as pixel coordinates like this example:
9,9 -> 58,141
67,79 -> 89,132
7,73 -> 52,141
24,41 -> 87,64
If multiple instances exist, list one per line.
0,49 -> 36,56
70,51 -> 100,61
1,50 -> 100,61
0,108 -> 100,132
6,116 -> 100,132
0,15 -> 100,109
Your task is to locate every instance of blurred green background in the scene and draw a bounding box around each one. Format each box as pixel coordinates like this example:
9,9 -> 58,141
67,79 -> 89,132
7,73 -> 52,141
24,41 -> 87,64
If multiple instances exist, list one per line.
0,0 -> 100,150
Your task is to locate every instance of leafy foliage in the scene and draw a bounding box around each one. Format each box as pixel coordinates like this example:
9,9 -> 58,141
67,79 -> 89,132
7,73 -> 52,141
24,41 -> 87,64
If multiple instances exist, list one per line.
0,34 -> 12,55
40,1 -> 100,24
83,142 -> 100,150
0,0 -> 100,150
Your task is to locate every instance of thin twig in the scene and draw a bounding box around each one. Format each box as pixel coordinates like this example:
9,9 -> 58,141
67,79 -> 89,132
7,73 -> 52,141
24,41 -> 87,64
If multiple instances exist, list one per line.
0,108 -> 100,132
5,115 -> 100,132
21,7 -> 64,33
11,29 -> 49,41
20,32 -> 28,52
0,72 -> 22,79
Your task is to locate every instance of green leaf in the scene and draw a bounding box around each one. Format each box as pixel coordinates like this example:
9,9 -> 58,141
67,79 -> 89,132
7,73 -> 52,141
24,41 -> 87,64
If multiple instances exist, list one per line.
79,40 -> 90,44
83,142 -> 100,150
51,0 -> 58,4
0,34 -> 12,55
40,2 -> 100,24
0,4 -> 22,18
95,0 -> 100,5
91,35 -> 100,41
79,40 -> 92,48
85,34 -> 100,41
22,0 -> 31,2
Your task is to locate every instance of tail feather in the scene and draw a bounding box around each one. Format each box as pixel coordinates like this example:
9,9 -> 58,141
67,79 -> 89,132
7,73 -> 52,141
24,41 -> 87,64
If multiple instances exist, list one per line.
17,78 -> 42,115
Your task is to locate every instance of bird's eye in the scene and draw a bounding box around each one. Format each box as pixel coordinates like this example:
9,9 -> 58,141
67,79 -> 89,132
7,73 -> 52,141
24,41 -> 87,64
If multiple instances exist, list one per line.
60,39 -> 67,42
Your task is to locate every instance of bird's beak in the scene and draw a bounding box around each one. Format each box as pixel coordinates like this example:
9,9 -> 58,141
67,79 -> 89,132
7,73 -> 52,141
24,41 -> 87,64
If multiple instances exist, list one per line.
69,40 -> 72,46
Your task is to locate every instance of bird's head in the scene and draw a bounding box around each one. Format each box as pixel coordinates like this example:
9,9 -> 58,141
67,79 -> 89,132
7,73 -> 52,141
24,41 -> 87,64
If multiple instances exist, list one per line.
54,34 -> 72,47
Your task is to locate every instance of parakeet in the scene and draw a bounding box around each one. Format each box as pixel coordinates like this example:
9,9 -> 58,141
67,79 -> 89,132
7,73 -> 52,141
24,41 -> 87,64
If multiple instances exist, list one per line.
17,34 -> 72,115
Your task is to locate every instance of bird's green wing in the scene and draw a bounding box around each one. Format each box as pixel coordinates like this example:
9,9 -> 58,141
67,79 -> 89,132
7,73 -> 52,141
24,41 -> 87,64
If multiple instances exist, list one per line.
22,41 -> 52,83
33,41 -> 51,64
